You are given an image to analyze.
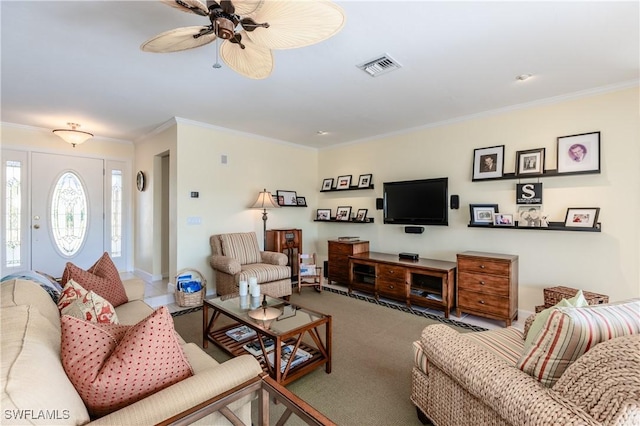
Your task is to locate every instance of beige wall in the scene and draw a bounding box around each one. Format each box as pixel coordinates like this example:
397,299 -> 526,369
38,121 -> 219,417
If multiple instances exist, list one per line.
317,87 -> 640,310
140,120 -> 320,294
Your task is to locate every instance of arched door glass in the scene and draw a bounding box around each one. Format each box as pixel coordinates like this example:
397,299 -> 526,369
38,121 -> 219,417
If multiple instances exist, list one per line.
51,172 -> 88,256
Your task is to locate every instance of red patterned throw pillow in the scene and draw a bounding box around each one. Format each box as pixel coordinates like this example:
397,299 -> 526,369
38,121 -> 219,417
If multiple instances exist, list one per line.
60,306 -> 193,417
57,279 -> 119,324
62,252 -> 128,307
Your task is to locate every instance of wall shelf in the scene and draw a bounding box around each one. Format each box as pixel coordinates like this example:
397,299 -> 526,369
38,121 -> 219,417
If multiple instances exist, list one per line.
320,185 -> 374,192
314,218 -> 374,224
467,222 -> 601,232
473,169 -> 600,182
278,205 -> 307,207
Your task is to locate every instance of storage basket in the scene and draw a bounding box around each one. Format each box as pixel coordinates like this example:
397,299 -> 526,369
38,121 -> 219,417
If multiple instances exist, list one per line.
542,286 -> 608,309
175,268 -> 206,307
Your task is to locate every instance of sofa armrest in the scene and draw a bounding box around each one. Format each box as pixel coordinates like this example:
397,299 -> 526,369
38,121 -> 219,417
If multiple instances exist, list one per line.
261,251 -> 288,266
420,325 -> 600,425
122,278 -> 145,301
90,355 -> 262,425
210,255 -> 242,275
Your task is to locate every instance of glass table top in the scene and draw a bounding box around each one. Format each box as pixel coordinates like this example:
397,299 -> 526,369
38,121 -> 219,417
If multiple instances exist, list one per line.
204,294 -> 328,335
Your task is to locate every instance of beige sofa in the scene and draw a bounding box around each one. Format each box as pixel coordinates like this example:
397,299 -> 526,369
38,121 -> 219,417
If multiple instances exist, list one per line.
1,277 -> 263,425
411,301 -> 640,425
209,232 -> 292,299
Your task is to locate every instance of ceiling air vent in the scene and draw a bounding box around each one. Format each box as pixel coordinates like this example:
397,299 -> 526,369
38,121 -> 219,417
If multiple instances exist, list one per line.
357,54 -> 402,77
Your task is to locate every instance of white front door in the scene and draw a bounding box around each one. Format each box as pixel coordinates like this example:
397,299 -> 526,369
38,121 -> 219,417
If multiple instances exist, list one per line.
31,152 -> 104,277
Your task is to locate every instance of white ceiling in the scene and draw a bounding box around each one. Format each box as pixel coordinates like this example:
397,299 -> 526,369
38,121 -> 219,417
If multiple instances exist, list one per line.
1,1 -> 638,149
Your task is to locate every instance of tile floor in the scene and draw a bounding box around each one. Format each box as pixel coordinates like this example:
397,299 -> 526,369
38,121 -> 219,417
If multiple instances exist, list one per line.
131,274 -> 529,331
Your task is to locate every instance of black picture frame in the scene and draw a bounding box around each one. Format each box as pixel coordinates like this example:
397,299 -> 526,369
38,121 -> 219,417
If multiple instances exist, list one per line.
355,208 -> 368,221
336,175 -> 352,189
564,207 -> 600,228
321,178 -> 334,191
472,145 -> 505,181
316,209 -> 331,221
469,204 -> 499,225
296,196 -> 307,206
335,206 -> 352,221
276,190 -> 298,206
516,148 -> 545,176
557,131 -> 600,174
357,174 -> 372,188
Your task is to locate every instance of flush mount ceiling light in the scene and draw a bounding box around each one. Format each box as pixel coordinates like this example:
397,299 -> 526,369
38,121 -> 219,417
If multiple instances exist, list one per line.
316,130 -> 328,136
516,73 -> 533,81
141,0 -> 345,79
52,123 -> 94,147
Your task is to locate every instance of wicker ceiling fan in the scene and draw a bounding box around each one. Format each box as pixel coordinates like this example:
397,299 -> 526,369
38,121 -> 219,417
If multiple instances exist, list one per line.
141,0 -> 345,79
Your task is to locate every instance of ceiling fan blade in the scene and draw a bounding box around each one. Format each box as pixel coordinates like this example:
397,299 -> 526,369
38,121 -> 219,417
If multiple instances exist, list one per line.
141,26 -> 216,53
246,0 -> 345,50
161,0 -> 209,16
228,0 -> 264,16
220,0 -> 235,14
220,36 -> 273,79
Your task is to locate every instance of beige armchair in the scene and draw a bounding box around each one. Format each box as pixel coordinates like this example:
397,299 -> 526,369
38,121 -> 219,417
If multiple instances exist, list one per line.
209,232 -> 292,299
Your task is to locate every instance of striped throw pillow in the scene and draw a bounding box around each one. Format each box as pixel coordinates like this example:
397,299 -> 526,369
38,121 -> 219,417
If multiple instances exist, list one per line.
516,299 -> 640,387
220,233 -> 262,265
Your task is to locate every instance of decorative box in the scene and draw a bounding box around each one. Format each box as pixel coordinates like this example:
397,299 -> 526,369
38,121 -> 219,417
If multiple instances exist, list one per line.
542,286 -> 608,309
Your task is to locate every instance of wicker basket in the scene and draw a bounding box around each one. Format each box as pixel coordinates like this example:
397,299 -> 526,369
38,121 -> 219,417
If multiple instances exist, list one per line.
542,286 -> 608,309
175,268 -> 206,307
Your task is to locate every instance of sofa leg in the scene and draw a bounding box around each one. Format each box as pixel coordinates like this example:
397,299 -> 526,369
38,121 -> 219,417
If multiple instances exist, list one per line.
416,407 -> 434,425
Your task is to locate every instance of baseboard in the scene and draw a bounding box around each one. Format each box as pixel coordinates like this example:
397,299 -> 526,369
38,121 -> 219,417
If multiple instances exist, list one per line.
133,268 -> 162,282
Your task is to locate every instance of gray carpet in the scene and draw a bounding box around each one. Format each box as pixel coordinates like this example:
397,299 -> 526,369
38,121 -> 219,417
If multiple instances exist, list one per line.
172,288 -> 483,425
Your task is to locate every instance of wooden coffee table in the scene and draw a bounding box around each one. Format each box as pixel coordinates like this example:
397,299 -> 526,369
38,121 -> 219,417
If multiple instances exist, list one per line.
203,294 -> 332,385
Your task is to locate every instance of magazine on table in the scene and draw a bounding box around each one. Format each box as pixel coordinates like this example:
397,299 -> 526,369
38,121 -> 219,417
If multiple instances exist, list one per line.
225,325 -> 257,342
242,336 -> 278,357
267,345 -> 312,373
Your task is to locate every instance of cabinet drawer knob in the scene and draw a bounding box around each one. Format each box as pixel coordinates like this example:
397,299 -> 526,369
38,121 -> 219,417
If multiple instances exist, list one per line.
479,300 -> 485,304
389,285 -> 394,289
480,265 -> 486,269
479,281 -> 485,285
389,270 -> 394,274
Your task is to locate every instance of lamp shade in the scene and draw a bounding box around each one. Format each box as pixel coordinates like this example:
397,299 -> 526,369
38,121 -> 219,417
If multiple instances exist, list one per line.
250,188 -> 280,210
52,123 -> 93,147
248,306 -> 282,329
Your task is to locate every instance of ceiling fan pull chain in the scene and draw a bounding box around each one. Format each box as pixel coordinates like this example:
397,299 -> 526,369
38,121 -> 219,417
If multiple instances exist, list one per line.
213,37 -> 222,69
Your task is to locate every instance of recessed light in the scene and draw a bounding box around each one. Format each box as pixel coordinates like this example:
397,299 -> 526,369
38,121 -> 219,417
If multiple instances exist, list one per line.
516,74 -> 533,81
316,130 -> 329,136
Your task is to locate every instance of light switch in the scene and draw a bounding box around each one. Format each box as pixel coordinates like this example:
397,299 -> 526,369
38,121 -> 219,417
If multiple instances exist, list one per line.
187,216 -> 202,225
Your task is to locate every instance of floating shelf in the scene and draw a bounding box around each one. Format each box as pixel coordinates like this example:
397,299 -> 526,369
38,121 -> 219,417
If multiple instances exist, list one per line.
473,169 -> 600,182
314,218 -> 374,224
320,185 -> 374,192
278,205 -> 307,208
467,222 -> 601,232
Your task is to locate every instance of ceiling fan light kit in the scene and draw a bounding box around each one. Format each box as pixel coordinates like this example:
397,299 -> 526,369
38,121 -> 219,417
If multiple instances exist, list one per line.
142,0 -> 345,79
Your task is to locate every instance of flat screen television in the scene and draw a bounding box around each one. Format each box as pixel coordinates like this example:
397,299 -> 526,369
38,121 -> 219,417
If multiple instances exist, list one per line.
383,178 -> 448,226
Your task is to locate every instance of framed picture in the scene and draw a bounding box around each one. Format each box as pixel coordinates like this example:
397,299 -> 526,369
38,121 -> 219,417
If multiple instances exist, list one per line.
557,131 -> 600,174
517,205 -> 542,227
272,194 -> 279,205
355,208 -> 368,222
321,178 -> 334,191
296,196 -> 307,206
564,207 -> 600,228
493,213 -> 514,227
336,175 -> 352,189
516,148 -> 545,176
472,145 -> 505,181
276,190 -> 298,206
316,209 -> 331,221
469,204 -> 499,225
335,206 -> 352,221
357,174 -> 372,188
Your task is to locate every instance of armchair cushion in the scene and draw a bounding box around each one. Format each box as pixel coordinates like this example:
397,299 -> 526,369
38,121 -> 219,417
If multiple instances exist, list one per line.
220,233 -> 261,265
239,263 -> 291,284
517,299 -> 640,387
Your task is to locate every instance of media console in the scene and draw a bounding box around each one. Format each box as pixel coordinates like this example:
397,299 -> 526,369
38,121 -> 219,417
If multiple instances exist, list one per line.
348,252 -> 457,318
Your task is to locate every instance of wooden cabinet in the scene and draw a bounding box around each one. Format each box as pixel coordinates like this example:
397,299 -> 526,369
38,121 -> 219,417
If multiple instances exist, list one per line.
349,252 -> 457,318
266,229 -> 302,277
327,240 -> 369,285
456,251 -> 518,327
